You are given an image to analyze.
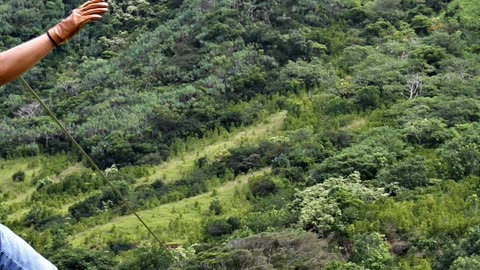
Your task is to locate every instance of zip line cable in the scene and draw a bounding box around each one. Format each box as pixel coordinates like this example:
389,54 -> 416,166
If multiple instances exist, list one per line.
19,76 -> 177,262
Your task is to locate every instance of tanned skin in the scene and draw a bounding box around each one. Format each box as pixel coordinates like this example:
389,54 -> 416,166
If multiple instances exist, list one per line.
0,0 -> 108,86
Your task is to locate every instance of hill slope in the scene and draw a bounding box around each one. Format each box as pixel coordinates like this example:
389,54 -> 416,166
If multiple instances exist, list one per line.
1,0 -> 480,269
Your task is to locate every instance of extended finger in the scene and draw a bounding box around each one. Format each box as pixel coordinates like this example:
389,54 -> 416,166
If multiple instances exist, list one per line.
79,1 -> 91,8
82,8 -> 109,16
83,14 -> 103,23
80,0 -> 106,9
80,2 -> 108,11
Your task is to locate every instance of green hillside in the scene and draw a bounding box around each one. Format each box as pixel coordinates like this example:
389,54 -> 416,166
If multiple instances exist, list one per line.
71,168 -> 271,248
1,0 -> 480,269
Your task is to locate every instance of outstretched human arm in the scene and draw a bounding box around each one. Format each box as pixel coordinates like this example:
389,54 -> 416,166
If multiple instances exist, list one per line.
0,0 -> 108,86
0,35 -> 55,86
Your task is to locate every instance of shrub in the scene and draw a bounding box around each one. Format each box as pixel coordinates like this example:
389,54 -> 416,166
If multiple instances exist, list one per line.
190,232 -> 342,269
402,118 -> 453,147
69,193 -> 103,220
209,198 -> 223,215
117,247 -> 173,270
49,248 -> 115,270
377,157 -> 430,189
205,219 -> 237,237
226,217 -> 241,231
22,205 -> 59,229
437,124 -> 480,180
324,262 -> 365,270
136,153 -> 165,165
355,86 -> 381,110
0,205 -> 9,224
350,233 -> 394,270
272,154 -> 290,169
12,170 -> 26,182
292,172 -> 386,235
249,176 -> 277,197
108,239 -> 137,254
312,127 -> 406,181
451,256 -> 480,270
245,209 -> 298,233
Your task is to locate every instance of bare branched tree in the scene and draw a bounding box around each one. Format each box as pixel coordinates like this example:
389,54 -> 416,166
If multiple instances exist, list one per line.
59,81 -> 80,96
14,101 -> 43,118
404,73 -> 422,100
200,0 -> 216,12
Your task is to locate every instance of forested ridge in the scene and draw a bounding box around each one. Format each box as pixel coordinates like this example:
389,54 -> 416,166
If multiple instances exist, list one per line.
1,0 -> 480,269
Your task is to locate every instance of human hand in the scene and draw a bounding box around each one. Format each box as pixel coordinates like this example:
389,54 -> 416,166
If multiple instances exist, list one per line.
47,0 -> 109,46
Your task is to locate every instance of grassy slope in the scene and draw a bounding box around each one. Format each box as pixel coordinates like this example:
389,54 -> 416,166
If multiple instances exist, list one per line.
68,112 -> 287,248
71,168 -> 272,249
1,111 -> 285,217
0,158 -> 40,203
139,110 -> 287,184
58,111 -> 286,216
1,110 -> 286,249
0,158 -> 88,220
0,158 -> 41,220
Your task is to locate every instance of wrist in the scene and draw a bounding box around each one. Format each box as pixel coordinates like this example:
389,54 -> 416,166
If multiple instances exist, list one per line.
47,27 -> 64,46
46,30 -> 59,47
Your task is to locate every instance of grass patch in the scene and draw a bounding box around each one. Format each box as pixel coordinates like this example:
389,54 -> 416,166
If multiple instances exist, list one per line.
70,168 -> 271,249
0,157 -> 41,205
140,111 -> 286,184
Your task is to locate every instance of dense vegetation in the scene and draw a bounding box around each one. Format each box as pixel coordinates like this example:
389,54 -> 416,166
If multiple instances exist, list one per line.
1,0 -> 480,269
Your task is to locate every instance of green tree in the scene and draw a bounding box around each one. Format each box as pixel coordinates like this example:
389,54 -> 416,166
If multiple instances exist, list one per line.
355,86 -> 381,110
313,127 -> 406,181
402,118 -> 453,147
450,256 -> 480,270
350,233 -> 394,270
377,157 -> 430,189
292,172 -> 386,235
438,124 -> 480,180
279,58 -> 337,95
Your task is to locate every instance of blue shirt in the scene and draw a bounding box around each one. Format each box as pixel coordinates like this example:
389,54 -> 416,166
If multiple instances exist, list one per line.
0,224 -> 57,270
